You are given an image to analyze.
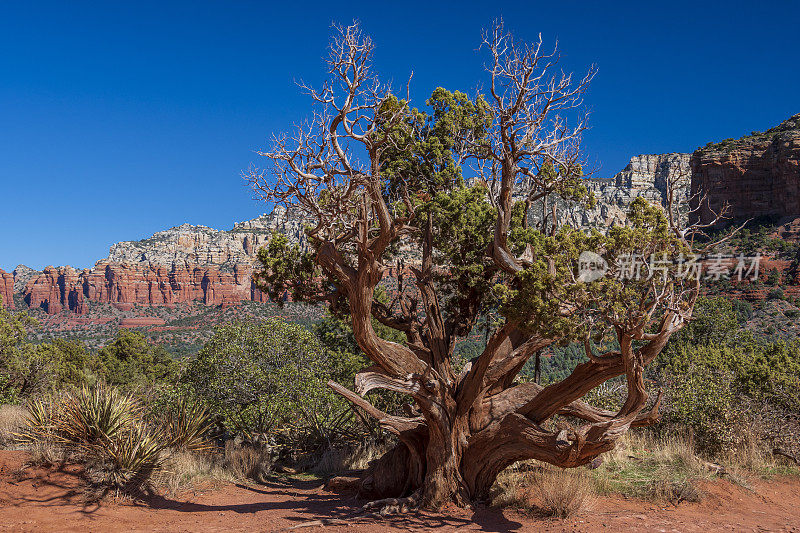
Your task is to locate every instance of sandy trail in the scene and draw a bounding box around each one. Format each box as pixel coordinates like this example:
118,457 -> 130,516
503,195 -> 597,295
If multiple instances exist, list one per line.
1,450 -> 799,532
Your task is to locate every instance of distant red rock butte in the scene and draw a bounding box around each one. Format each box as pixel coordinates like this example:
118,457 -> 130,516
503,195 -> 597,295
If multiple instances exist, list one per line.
0,269 -> 14,309
19,263 -> 273,315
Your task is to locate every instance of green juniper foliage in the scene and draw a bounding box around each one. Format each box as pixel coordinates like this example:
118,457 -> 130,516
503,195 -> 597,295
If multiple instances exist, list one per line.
97,330 -> 179,388
184,318 -> 347,444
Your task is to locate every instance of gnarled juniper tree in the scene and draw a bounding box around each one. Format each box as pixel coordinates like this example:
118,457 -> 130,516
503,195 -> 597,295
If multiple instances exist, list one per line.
245,21 -> 710,511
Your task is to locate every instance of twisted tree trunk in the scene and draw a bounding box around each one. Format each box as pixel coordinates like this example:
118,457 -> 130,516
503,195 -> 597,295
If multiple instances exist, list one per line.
330,322 -> 675,510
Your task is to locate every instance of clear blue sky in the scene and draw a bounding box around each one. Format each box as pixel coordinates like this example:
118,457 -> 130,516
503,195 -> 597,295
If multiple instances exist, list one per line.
1,1 -> 798,271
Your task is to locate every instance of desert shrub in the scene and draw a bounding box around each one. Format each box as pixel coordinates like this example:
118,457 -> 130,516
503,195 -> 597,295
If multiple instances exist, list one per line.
654,297 -> 800,455
97,330 -> 179,389
661,357 -> 742,454
17,395 -> 60,443
185,319 -> 349,450
732,299 -> 753,322
766,269 -> 782,286
0,306 -> 45,400
159,395 -> 214,452
58,385 -> 140,445
767,287 -> 785,300
0,374 -> 20,405
87,420 -> 167,494
1,304 -> 97,401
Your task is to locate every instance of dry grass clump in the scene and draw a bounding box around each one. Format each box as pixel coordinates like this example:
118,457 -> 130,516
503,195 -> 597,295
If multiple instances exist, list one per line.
26,438 -> 68,466
491,464 -> 534,509
590,432 -> 709,503
492,464 -> 595,518
493,431 -> 718,517
155,450 -> 236,495
313,442 -> 387,475
0,404 -> 27,448
535,468 -> 597,518
223,441 -> 273,482
717,427 -> 800,486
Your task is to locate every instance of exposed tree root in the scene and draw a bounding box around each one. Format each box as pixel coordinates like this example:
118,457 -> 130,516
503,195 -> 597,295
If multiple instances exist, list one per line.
285,518 -> 348,530
773,448 -> 800,466
360,491 -> 421,516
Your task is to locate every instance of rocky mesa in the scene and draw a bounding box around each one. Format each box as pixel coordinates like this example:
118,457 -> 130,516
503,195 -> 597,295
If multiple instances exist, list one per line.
104,206 -> 306,269
21,263 -> 272,315
12,209 -> 302,314
691,114 -> 800,227
3,114 -> 798,314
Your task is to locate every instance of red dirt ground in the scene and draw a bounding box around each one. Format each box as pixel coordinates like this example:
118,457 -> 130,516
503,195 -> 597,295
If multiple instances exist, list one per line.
1,450 -> 799,532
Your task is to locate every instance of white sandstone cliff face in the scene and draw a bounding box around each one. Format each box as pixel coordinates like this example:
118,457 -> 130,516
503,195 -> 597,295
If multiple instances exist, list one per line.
104,155 -> 691,271
104,206 -> 308,270
529,153 -> 691,230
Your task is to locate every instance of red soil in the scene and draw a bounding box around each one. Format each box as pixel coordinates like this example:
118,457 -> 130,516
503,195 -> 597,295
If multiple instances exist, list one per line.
1,450 -> 799,532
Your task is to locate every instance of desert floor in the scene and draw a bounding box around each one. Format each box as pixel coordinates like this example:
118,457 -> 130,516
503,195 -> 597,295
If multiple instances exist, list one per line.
1,450 -> 799,532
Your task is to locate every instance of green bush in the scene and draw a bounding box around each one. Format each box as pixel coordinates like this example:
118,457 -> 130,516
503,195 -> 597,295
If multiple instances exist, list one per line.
97,330 -> 179,388
184,319 -> 349,448
767,288 -> 785,300
1,303 -> 95,400
766,269 -> 782,286
656,297 -> 800,454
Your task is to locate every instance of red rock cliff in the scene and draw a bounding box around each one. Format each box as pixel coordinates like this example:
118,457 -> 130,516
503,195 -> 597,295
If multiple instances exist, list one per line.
0,269 -> 14,309
24,266 -> 84,314
691,114 -> 800,226
22,263 -> 267,314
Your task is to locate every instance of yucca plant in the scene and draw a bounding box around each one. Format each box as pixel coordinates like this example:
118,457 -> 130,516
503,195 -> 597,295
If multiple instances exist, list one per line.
16,384 -> 216,496
90,422 -> 168,493
163,397 -> 214,452
16,396 -> 58,444
58,384 -> 140,445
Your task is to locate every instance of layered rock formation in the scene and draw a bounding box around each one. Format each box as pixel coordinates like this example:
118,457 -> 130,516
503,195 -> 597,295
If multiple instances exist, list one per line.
24,266 -> 75,314
105,206 -> 307,269
12,207 -> 309,315
9,114 -> 800,316
531,153 -> 691,230
21,263 -> 274,315
0,269 -> 14,309
691,114 -> 800,226
11,265 -> 37,293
